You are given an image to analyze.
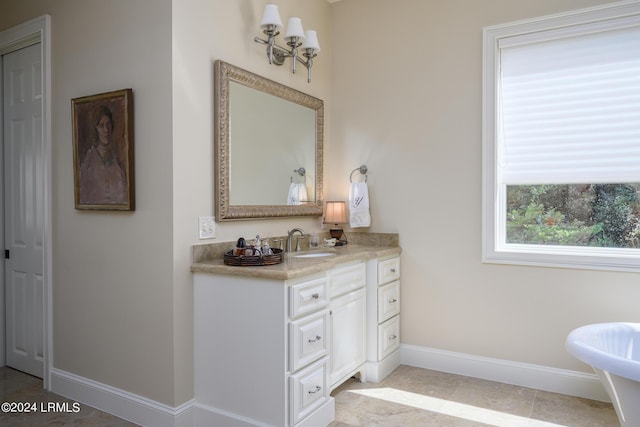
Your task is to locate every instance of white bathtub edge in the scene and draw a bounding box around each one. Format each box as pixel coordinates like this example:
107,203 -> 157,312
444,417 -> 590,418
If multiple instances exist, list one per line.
400,343 -> 610,402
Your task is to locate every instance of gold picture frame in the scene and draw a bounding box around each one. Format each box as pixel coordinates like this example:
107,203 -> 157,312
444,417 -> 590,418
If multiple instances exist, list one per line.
72,89 -> 135,211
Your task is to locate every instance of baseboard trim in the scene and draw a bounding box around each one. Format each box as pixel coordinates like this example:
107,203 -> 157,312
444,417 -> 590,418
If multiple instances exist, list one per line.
48,346 -> 608,426
193,397 -> 335,427
400,344 -> 609,402
50,368 -> 194,427
364,348 -> 401,383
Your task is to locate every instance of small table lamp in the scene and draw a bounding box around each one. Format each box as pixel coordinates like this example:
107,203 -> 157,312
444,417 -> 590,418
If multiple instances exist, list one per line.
324,201 -> 347,243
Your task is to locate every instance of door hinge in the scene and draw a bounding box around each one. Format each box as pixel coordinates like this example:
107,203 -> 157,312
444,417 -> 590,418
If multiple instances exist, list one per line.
4,249 -> 9,259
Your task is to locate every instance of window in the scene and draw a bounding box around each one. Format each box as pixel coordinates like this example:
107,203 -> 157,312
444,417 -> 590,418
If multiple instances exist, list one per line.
483,1 -> 640,271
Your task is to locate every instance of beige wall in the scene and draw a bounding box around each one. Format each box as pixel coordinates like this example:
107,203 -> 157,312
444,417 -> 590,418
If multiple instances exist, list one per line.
1,0 -> 176,406
330,0 -> 640,374
2,0 -> 332,408
172,0 -> 332,247
4,0 -> 638,412
0,0 -> 330,405
171,0 -> 332,404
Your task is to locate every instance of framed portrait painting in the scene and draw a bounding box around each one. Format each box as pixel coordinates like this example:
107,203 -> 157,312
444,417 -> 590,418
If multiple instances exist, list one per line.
72,89 -> 135,210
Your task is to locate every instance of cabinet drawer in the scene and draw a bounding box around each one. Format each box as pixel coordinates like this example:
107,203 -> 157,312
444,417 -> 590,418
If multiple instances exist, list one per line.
378,315 -> 400,361
290,276 -> 328,319
377,257 -> 400,285
289,310 -> 328,372
290,357 -> 328,425
378,281 -> 400,323
329,262 -> 365,299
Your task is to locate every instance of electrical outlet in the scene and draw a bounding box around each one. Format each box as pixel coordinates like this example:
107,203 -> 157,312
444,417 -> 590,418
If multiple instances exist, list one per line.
199,216 -> 215,239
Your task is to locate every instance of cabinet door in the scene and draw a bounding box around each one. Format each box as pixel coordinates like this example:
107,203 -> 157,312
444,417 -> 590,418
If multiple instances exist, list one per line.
329,288 -> 366,387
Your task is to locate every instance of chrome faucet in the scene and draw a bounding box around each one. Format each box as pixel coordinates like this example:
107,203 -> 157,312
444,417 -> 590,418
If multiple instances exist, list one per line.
286,228 -> 305,252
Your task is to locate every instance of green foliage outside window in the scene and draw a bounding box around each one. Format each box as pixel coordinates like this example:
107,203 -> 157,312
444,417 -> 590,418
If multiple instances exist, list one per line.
506,184 -> 640,248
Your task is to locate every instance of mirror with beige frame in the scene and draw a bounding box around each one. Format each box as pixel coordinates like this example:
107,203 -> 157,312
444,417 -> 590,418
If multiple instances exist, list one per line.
214,60 -> 324,221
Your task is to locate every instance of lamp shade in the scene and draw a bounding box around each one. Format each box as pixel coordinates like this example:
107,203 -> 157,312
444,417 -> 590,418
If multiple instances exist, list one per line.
301,30 -> 320,52
284,17 -> 305,40
324,201 -> 347,224
260,4 -> 282,29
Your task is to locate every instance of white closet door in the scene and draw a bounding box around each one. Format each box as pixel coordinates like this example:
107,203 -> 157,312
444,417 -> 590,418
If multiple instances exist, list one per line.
4,42 -> 44,378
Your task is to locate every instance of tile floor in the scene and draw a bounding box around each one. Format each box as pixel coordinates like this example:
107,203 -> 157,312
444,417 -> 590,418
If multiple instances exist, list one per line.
329,365 -> 618,427
0,366 -> 136,427
0,365 -> 618,426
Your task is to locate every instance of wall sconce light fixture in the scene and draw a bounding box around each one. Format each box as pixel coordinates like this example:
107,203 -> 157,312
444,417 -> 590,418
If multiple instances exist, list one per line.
324,201 -> 347,245
253,4 -> 320,83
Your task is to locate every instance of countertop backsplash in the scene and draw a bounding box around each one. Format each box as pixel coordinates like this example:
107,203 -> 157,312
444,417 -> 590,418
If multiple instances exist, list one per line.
192,232 -> 399,264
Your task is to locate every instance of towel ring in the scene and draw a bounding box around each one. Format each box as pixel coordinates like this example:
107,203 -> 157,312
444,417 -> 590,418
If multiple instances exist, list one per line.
291,167 -> 306,184
350,165 -> 368,183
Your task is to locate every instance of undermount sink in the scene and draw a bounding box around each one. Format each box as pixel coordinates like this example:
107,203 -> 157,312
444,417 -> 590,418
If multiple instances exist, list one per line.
291,251 -> 336,258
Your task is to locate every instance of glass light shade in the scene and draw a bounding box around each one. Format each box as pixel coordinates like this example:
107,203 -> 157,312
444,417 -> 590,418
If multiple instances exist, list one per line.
324,201 -> 347,225
301,30 -> 320,52
284,17 -> 305,41
260,4 -> 282,30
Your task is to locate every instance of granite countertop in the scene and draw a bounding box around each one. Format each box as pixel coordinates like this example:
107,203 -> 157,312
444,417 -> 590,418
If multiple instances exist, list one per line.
191,233 -> 401,280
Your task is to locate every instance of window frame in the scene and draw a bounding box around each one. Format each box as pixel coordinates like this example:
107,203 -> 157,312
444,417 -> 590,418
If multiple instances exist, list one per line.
482,0 -> 640,272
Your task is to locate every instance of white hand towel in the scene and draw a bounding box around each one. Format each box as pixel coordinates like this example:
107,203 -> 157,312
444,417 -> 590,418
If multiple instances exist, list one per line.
287,183 -> 308,205
349,181 -> 371,228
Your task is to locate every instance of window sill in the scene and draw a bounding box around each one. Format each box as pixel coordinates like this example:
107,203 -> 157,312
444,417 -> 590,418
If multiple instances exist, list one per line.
483,244 -> 640,273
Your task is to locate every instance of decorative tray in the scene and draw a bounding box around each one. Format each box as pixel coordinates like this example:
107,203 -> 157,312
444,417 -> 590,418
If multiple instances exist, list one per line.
223,248 -> 284,267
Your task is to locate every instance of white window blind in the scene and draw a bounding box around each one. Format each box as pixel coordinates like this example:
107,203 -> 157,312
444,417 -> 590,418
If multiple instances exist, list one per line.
498,21 -> 640,185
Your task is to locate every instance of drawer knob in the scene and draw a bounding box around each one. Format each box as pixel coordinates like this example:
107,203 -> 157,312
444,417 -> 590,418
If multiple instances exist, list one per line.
308,335 -> 322,343
390,268 -> 396,273
308,385 -> 322,394
389,334 -> 397,341
304,293 -> 320,302
307,292 -> 320,301
389,298 -> 397,303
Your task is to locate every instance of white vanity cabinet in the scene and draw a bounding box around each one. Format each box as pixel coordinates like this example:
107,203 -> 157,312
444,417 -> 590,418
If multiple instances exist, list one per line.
365,255 -> 401,382
193,272 -> 334,427
327,262 -> 367,391
192,243 -> 401,427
